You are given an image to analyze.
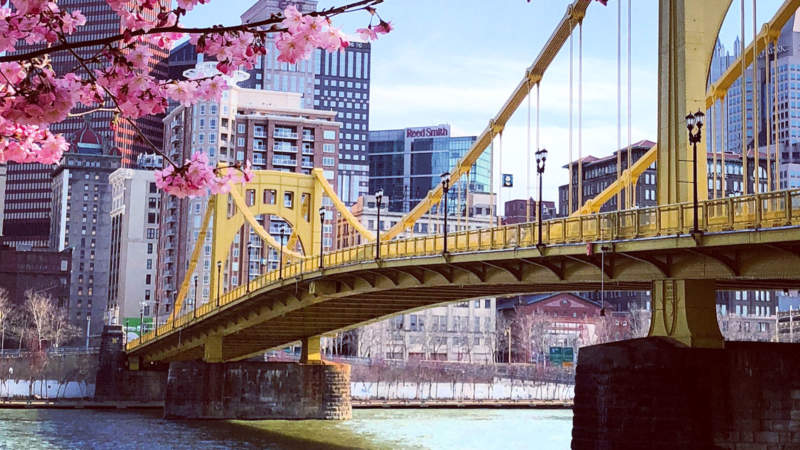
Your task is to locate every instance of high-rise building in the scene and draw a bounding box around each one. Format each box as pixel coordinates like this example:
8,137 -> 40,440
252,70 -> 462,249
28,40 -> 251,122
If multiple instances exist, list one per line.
239,0 -> 372,206
0,165 -> 5,235
158,66 -> 340,310
711,10 -> 800,169
368,125 -> 491,214
1,0 -> 170,248
313,41 -> 372,205
107,155 -> 163,338
239,0 -> 318,109
50,121 -> 122,337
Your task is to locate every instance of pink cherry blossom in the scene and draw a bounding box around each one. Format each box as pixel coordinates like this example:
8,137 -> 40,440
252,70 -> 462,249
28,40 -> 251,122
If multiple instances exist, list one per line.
0,1 -> 390,195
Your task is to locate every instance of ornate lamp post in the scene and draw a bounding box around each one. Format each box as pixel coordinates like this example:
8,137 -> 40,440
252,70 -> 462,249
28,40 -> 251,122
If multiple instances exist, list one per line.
440,172 -> 451,254
686,110 -> 705,234
535,148 -> 548,248
319,206 -> 326,269
375,189 -> 383,259
279,224 -> 286,279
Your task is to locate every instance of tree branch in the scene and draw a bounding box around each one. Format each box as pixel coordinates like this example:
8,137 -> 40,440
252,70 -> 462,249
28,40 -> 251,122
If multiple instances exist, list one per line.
0,0 -> 383,64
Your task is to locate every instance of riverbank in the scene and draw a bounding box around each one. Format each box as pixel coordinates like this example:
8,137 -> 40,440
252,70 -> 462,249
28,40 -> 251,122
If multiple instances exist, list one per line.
352,399 -> 572,408
0,399 -> 162,409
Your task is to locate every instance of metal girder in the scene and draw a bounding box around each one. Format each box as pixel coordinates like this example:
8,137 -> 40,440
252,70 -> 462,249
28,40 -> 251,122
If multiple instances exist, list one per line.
483,261 -> 524,282
448,263 -> 487,282
619,252 -> 671,278
519,257 -> 564,280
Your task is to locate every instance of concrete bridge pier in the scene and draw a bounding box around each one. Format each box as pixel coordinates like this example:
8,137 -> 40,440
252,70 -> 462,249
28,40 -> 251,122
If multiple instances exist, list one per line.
571,280 -> 800,449
163,335 -> 351,420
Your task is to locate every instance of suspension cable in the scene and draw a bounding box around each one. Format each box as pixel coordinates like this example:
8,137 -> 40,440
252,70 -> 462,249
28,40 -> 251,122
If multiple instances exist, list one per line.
527,77 -> 532,223
712,100 -> 718,199
766,39 -> 772,193
774,38 -> 781,190
741,0 -> 748,195
498,130 -> 504,227
753,0 -> 760,194
627,0 -> 633,207
536,82 -> 540,223
616,0 -> 622,210
722,97 -> 727,195
578,20 -> 584,208
489,130 -> 495,227
569,22 -> 574,215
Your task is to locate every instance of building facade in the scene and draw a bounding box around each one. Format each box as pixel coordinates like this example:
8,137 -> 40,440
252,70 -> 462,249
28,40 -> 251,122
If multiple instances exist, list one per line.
49,123 -> 121,337
352,299 -> 498,363
332,193 -> 496,362
0,246 -> 72,310
1,0 -> 169,248
503,198 -> 556,225
158,74 -> 340,312
368,125 -> 490,214
558,140 -> 770,216
313,42 -> 372,205
239,0 -> 318,108
107,156 -> 163,337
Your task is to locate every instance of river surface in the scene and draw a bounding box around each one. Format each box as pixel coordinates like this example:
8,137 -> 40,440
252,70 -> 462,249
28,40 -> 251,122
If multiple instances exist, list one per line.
0,408 -> 572,449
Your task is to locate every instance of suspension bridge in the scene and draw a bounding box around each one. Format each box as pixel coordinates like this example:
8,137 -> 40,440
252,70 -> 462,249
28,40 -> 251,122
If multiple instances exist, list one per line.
125,0 -> 800,367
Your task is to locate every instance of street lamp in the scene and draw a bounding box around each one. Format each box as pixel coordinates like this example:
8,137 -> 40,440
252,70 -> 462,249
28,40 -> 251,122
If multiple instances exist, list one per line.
375,189 -> 383,259
216,260 -> 222,307
139,301 -> 146,336
686,110 -> 704,234
279,224 -> 286,279
440,172 -> 451,254
319,206 -> 326,270
535,148 -> 548,248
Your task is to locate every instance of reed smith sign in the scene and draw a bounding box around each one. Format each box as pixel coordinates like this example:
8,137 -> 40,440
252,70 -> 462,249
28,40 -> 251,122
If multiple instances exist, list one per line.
406,126 -> 450,139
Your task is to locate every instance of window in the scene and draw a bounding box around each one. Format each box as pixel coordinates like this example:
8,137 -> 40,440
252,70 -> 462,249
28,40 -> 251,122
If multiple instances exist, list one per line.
147,243 -> 153,254
146,228 -> 157,239
237,123 -> 245,133
147,212 -> 157,224
323,130 -> 336,140
323,143 -> 335,153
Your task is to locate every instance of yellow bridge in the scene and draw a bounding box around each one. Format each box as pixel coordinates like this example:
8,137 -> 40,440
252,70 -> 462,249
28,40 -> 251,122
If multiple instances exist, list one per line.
127,0 -> 800,368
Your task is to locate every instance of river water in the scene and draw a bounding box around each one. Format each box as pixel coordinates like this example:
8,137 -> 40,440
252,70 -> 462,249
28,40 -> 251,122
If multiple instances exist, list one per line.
0,408 -> 572,449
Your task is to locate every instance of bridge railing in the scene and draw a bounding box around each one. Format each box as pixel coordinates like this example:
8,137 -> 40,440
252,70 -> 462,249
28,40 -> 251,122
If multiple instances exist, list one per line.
127,188 -> 800,351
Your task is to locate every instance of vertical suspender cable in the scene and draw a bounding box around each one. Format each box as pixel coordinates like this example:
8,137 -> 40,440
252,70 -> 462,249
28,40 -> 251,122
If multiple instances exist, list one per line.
578,21 -> 584,208
740,0 -> 748,195
774,39 -> 781,190
527,78 -> 532,223
489,131 -> 495,227
627,0 -> 633,207
766,40 -> 772,192
498,131 -> 503,227
465,170 -> 470,229
616,0 -> 622,210
712,101 -> 718,199
752,0 -> 760,194
722,98 -> 728,195
569,24 -> 574,215
536,82 -> 540,223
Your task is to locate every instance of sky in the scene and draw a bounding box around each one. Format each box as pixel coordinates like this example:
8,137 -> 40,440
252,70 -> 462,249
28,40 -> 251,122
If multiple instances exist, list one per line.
183,0 -> 786,204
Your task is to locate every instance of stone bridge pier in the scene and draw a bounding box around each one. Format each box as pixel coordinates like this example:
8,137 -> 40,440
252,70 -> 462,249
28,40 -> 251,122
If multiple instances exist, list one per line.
163,335 -> 351,420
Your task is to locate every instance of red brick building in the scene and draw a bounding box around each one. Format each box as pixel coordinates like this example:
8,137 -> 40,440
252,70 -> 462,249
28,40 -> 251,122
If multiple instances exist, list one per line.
496,293 -> 636,363
503,198 -> 557,224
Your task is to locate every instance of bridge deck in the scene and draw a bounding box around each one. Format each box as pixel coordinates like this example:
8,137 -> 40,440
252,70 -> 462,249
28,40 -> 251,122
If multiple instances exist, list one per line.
128,190 -> 800,362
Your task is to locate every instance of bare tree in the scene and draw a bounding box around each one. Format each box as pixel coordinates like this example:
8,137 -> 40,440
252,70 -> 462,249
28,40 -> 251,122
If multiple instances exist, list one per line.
23,291 -> 78,350
0,288 -> 10,353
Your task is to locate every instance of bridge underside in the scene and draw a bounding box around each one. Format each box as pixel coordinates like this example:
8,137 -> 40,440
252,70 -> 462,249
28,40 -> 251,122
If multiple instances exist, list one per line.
129,226 -> 800,364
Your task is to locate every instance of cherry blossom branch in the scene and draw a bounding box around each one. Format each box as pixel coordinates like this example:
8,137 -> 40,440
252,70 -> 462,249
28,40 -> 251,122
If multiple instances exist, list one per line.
0,0 -> 382,64
60,34 -> 178,169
